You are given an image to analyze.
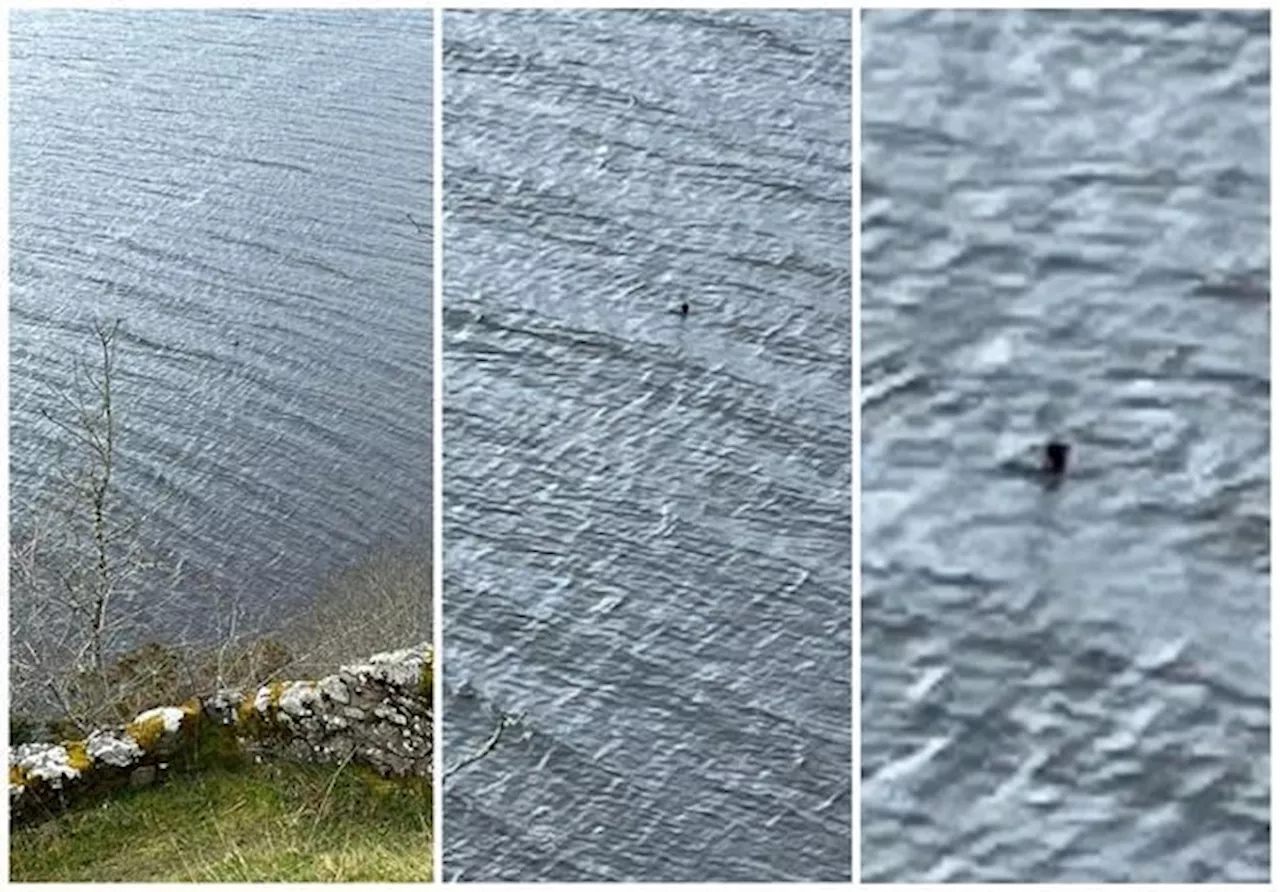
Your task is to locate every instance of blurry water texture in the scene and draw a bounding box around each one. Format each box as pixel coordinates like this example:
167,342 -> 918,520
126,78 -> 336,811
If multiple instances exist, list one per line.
862,10 -> 1268,882
442,9 -> 852,881
9,10 -> 432,640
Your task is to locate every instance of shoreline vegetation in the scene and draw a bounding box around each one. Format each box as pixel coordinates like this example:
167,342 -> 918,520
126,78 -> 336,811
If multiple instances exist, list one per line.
10,319 -> 433,881
9,548 -> 435,883
11,542 -> 433,743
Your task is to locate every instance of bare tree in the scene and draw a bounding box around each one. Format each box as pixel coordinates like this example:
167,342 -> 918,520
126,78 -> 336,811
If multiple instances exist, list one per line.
39,319 -> 144,675
8,319 -> 166,729
11,317 -> 429,735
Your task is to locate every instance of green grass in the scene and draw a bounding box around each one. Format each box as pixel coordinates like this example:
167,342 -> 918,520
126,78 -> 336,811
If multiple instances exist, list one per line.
10,760 -> 432,882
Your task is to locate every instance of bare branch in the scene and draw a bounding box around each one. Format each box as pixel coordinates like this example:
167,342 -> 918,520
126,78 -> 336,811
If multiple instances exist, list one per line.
444,713 -> 522,782
405,212 -> 429,236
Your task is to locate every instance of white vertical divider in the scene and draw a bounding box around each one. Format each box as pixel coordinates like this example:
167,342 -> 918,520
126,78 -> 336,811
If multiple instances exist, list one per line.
431,2 -> 445,882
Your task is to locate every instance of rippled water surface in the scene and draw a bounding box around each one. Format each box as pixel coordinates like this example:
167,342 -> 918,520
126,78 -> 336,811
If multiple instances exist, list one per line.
10,10 -> 432,635
442,10 -> 851,881
862,10 -> 1269,882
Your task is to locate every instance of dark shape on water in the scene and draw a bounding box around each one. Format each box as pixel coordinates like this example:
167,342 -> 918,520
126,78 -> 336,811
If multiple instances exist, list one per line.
679,302 -> 689,317
1043,440 -> 1070,476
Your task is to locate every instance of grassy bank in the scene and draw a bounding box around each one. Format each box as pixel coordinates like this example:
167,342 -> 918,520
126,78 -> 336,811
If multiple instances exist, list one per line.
10,760 -> 432,882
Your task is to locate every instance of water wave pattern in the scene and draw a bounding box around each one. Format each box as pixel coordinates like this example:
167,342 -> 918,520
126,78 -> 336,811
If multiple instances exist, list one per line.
442,10 -> 852,882
862,10 -> 1268,882
10,10 -> 433,633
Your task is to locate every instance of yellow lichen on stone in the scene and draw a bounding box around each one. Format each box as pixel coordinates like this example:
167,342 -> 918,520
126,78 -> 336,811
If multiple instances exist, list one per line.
125,714 -> 168,753
65,740 -> 92,773
267,681 -> 286,710
419,660 -> 433,699
237,691 -> 258,727
245,682 -> 289,728
10,763 -> 28,788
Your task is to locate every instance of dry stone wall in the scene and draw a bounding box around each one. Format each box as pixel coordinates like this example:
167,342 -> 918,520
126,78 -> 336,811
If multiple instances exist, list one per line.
10,643 -> 432,824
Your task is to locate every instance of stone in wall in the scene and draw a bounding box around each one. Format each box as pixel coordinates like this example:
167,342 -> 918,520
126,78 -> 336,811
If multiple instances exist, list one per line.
10,643 -> 432,825
238,645 -> 433,778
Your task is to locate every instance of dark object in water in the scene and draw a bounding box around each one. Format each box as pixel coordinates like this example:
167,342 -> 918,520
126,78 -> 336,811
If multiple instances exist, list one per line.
679,302 -> 689,316
1043,441 -> 1070,475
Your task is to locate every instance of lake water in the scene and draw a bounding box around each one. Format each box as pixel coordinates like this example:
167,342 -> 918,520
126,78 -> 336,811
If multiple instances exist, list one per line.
862,10 -> 1269,882
9,10 -> 433,640
441,9 -> 852,882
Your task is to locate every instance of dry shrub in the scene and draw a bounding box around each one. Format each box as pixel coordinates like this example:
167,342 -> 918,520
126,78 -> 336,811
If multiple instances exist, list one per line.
278,543 -> 432,680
